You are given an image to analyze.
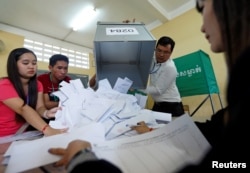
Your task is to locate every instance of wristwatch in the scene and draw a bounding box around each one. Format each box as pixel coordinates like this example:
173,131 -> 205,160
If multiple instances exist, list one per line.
67,148 -> 97,172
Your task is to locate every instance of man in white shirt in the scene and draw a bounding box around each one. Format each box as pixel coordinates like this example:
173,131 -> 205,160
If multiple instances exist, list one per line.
143,36 -> 184,117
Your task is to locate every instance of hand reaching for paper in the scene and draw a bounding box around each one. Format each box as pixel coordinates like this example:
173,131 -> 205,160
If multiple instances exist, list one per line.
130,121 -> 153,134
48,140 -> 91,168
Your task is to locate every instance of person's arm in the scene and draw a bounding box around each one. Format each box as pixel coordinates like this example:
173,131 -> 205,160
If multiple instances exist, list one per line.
2,97 -> 67,136
49,140 -> 122,173
35,91 -> 60,119
89,74 -> 98,90
49,140 -> 92,168
43,93 -> 59,109
148,66 -> 176,95
195,108 -> 226,147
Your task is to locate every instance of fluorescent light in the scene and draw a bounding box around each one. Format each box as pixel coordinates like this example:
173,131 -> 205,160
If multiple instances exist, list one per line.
71,6 -> 97,31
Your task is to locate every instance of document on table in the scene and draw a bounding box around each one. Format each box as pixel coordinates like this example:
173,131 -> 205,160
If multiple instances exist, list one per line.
92,114 -> 211,173
5,114 -> 210,173
5,123 -> 106,173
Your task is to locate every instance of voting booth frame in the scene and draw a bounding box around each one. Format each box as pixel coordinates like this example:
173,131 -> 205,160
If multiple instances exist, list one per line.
173,50 -> 223,116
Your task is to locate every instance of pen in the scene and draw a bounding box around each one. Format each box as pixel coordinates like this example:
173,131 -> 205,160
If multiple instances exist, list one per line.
126,124 -> 139,128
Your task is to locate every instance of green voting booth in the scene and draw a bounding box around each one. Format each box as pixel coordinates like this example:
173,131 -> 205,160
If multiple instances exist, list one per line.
173,50 -> 223,116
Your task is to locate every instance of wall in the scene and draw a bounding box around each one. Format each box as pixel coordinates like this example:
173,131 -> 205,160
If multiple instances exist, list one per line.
0,30 -> 24,77
0,29 -> 96,81
36,50 -> 96,77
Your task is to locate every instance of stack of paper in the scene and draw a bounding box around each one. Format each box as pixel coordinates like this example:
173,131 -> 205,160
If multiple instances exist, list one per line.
50,78 -> 171,139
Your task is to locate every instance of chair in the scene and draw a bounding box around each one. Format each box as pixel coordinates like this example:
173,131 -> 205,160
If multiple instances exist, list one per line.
183,105 -> 190,115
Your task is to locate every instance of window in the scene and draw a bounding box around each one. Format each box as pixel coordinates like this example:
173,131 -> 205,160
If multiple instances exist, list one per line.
24,39 -> 89,69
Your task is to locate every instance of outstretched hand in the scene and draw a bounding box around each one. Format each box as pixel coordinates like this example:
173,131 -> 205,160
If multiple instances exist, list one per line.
47,107 -> 62,118
130,121 -> 153,134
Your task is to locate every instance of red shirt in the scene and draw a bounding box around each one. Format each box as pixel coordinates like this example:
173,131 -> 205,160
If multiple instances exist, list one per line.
0,78 -> 43,137
37,73 -> 71,101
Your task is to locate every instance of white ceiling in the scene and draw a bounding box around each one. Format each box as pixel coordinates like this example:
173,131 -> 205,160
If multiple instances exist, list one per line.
0,0 -> 195,49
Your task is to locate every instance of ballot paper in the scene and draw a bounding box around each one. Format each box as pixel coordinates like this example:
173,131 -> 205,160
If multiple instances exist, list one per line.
113,77 -> 133,93
48,78 -> 145,138
48,78 -> 172,139
5,123 -> 106,173
105,111 -> 165,140
5,114 -> 210,173
93,114 -> 211,173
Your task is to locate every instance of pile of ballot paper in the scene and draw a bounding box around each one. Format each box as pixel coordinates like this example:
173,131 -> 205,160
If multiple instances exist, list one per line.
50,78 -> 171,140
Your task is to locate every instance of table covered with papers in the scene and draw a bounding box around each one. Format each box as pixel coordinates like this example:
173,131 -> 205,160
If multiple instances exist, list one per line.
1,78 -> 210,173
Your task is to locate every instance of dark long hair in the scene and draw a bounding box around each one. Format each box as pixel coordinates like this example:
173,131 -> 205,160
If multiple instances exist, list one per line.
7,48 -> 38,121
196,0 -> 250,123
197,0 -> 250,71
214,0 -> 250,71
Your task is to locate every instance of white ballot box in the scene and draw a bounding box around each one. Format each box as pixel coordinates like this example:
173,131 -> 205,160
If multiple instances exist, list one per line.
94,21 -> 156,89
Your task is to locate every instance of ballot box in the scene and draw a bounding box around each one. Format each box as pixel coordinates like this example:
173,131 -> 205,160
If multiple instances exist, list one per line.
94,21 -> 156,89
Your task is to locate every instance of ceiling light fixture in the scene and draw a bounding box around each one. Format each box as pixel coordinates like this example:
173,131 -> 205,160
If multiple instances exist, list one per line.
71,6 -> 97,31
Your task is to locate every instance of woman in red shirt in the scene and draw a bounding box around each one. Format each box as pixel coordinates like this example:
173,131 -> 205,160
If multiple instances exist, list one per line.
0,48 -> 67,137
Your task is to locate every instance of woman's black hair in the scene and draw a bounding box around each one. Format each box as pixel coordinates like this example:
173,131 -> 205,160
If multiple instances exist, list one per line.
7,47 -> 38,121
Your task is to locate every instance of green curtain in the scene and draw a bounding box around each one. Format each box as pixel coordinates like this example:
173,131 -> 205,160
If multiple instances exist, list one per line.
173,50 -> 219,97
